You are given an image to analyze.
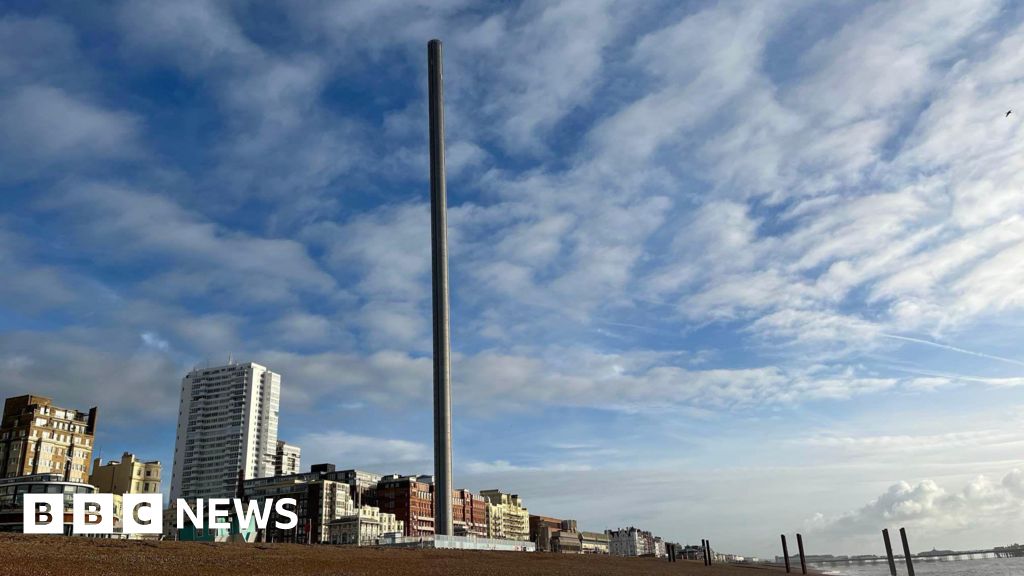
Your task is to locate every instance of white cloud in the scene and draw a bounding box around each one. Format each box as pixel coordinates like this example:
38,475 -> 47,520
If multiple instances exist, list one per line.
812,469 -> 1024,544
140,332 -> 170,352
0,85 -> 138,162
0,330 -> 184,424
271,312 -> 336,346
42,183 -> 336,304
464,459 -> 592,474
295,430 -> 430,472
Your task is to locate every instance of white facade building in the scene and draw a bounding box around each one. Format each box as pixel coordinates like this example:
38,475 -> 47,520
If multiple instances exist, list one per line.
274,440 -> 301,476
170,362 -> 281,501
328,505 -> 405,546
607,527 -> 656,557
655,537 -> 666,558
608,528 -> 641,556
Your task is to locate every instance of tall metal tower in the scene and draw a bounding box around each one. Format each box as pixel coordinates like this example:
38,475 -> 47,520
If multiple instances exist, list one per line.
427,38 -> 453,537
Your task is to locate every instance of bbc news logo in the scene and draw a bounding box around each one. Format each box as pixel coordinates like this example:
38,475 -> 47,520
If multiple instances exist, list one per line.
23,495 -> 298,535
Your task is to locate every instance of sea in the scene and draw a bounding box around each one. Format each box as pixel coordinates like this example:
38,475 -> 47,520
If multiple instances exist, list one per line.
816,556 -> 1024,576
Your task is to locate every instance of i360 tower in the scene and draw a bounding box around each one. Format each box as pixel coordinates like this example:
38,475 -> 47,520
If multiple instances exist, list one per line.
427,38 -> 453,537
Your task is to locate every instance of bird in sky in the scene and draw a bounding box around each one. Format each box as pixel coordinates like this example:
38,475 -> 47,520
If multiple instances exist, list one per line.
1007,110 -> 1013,117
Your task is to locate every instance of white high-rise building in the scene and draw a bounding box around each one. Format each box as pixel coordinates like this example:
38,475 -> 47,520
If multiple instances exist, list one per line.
170,362 -> 281,501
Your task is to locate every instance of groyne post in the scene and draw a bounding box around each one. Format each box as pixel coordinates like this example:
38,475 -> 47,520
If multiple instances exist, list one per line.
882,529 -> 897,576
796,533 -> 807,575
900,527 -> 916,576
781,534 -> 791,573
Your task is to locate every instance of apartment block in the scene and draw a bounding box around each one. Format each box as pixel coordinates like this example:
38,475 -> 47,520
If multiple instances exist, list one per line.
90,452 -> 161,495
607,526 -> 657,556
274,440 -> 301,476
453,488 -> 487,537
170,362 -> 281,501
372,474 -> 435,537
327,468 -> 383,507
581,531 -> 610,554
480,489 -> 529,541
655,536 -> 666,558
244,472 -> 353,543
327,505 -> 404,545
0,395 -> 97,483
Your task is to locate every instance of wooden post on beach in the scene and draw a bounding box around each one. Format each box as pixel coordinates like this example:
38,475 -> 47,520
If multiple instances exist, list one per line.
882,529 -> 897,576
899,527 -> 916,576
701,539 -> 708,565
796,533 -> 807,575
781,534 -> 791,573
706,539 -> 713,565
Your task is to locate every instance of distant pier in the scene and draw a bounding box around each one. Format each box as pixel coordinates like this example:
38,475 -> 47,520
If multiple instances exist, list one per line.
799,545 -> 1024,567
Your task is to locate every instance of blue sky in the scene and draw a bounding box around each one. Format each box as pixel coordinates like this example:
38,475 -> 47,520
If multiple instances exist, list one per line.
2,0 -> 1024,557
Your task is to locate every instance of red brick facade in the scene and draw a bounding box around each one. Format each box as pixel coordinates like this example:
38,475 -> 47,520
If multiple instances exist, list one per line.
372,476 -> 434,537
370,477 -> 488,538
453,488 -> 487,537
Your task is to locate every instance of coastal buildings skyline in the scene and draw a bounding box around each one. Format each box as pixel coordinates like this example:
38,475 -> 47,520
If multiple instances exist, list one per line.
0,382 -> 671,556
0,374 -> 1020,562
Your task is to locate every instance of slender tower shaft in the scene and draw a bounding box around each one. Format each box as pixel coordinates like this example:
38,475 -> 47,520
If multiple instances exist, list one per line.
427,38 -> 454,537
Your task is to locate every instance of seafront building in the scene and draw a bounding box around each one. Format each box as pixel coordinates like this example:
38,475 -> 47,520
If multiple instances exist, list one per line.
527,515 -> 612,554
90,452 -> 161,495
92,451 -> 161,538
329,468 -> 383,507
530,514 -> 563,551
607,526 -> 658,556
328,505 -> 404,545
170,361 -> 281,500
273,440 -> 301,476
655,536 -> 666,558
244,472 -> 357,543
552,527 -> 583,553
373,474 -> 435,537
0,473 -> 99,532
453,488 -> 488,537
480,489 -> 529,541
580,531 -> 610,554
0,395 -> 97,483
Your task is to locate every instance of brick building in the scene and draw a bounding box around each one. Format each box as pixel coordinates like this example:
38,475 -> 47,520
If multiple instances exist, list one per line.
0,395 -> 97,483
453,488 -> 487,537
530,514 -> 563,551
372,474 -> 435,537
